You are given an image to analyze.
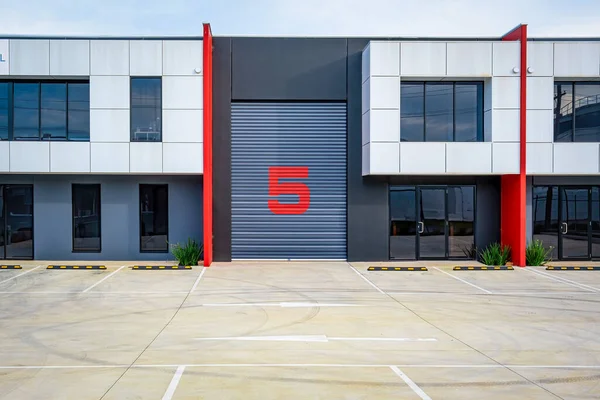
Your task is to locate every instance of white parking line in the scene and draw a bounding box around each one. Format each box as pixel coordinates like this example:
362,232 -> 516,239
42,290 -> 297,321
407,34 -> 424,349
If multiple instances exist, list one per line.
162,365 -> 186,400
82,265 -> 126,293
347,265 -> 386,295
520,268 -> 598,293
0,265 -> 42,285
189,267 -> 206,293
194,335 -> 437,342
529,268 -> 600,293
432,267 -> 492,294
1,363 -> 600,369
390,366 -> 432,400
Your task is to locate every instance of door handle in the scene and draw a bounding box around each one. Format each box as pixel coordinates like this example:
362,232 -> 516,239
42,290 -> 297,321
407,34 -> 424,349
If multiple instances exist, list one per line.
418,222 -> 424,234
561,222 -> 568,234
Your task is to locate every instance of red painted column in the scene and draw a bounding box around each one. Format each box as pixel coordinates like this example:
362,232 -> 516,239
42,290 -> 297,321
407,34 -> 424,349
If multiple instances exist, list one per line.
501,25 -> 527,267
202,23 -> 213,267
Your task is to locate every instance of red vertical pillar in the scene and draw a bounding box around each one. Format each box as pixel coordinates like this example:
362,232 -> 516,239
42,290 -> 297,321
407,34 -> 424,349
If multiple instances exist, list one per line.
203,23 -> 213,267
501,25 -> 527,267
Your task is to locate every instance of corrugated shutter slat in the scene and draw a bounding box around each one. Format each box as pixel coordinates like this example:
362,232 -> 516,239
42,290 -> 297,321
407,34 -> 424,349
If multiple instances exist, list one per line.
231,102 -> 347,260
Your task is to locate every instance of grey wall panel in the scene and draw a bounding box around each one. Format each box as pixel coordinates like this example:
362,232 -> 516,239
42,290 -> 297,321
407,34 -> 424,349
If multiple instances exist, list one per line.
231,102 -> 347,259
526,176 -> 533,243
474,177 -> 501,251
347,38 -> 389,261
0,175 -> 202,261
231,38 -> 347,101
212,37 -> 233,262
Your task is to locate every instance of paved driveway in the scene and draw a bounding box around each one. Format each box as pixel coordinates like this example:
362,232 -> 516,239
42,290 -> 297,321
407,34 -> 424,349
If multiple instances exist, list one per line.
0,261 -> 599,399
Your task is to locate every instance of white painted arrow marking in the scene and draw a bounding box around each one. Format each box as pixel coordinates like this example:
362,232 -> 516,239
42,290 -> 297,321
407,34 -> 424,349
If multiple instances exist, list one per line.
195,335 -> 437,342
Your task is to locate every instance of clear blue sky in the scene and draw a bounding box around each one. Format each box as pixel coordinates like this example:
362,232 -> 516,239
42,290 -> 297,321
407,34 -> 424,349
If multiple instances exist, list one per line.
1,0 -> 599,37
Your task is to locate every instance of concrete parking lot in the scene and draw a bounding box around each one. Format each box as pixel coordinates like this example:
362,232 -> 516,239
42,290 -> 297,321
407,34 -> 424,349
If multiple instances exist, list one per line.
1,261 -> 599,399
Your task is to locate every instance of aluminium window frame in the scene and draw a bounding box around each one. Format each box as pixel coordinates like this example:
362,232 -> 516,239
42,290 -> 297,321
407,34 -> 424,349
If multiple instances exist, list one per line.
139,184 -> 169,253
71,183 -> 102,253
401,81 -> 484,142
130,76 -> 163,142
6,80 -> 90,142
554,81 -> 600,143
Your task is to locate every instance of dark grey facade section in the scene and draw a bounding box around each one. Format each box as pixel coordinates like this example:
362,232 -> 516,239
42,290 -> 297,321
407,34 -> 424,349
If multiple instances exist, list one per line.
231,102 -> 347,259
213,37 -> 233,262
231,38 -> 347,101
347,38 -> 390,261
0,175 -> 202,261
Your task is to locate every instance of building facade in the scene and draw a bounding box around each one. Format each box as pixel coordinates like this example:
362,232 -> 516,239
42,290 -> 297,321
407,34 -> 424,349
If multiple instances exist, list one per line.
2,24 -> 600,265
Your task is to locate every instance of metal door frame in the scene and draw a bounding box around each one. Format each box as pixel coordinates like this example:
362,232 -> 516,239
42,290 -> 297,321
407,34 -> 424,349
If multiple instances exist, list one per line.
389,185 -> 476,261
2,184 -> 34,260
558,186 -> 592,260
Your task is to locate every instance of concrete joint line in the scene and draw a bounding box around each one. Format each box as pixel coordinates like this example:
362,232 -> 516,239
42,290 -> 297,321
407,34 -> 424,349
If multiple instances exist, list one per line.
82,265 -> 126,293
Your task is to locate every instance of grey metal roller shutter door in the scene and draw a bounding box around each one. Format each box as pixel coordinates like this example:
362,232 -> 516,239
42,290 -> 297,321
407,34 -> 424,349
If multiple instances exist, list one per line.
231,102 -> 347,259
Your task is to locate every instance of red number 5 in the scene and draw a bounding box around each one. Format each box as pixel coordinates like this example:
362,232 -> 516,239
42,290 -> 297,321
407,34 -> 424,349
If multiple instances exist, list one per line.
268,166 -> 310,215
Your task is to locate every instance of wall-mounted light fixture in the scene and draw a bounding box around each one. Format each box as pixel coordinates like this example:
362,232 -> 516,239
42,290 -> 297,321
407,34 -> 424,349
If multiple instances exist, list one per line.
512,67 -> 520,74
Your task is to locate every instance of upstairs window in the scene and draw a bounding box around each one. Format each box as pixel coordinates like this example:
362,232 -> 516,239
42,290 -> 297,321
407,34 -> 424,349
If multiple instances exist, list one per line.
2,81 -> 89,141
401,82 -> 483,142
555,82 -> 600,142
131,77 -> 162,142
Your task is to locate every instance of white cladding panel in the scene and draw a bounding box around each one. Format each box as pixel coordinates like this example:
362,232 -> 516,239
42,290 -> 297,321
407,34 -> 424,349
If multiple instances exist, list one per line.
162,76 -> 203,109
163,41 -> 203,76
492,42 -> 520,77
50,40 -> 90,75
400,143 -> 446,174
446,143 -> 492,174
10,39 -> 50,75
553,143 -> 599,174
492,142 -> 519,174
0,142 -> 8,171
162,110 -> 203,143
446,42 -> 492,76
163,143 -> 203,173
50,142 -> 90,173
401,42 -> 446,76
368,42 -> 400,76
130,142 -> 163,173
90,109 -> 130,142
91,143 -> 130,173
90,76 -> 130,109
130,40 -> 162,75
0,40 -> 9,75
90,40 -> 129,75
526,143 -> 553,174
9,142 -> 50,172
553,42 -> 600,77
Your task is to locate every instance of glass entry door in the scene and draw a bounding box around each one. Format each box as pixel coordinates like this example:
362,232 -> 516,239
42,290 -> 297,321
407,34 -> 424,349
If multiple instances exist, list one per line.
559,187 -> 591,259
418,188 -> 447,259
389,185 -> 475,260
1,185 -> 34,260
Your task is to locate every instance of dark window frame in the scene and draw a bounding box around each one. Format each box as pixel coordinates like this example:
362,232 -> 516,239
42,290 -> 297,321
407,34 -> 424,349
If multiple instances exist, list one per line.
130,77 -> 162,142
400,81 -> 484,142
554,81 -> 600,142
0,79 -> 89,142
72,184 -> 102,253
139,184 -> 169,253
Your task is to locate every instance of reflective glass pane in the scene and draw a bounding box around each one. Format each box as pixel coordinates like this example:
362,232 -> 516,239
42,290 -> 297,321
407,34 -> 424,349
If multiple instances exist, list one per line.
68,83 -> 90,141
131,78 -> 162,142
573,83 -> 600,142
72,184 -> 101,252
561,188 -> 590,259
448,186 -> 475,258
532,186 -> 559,260
554,82 -> 573,142
390,187 -> 416,259
425,83 -> 453,141
454,83 -> 482,142
0,185 -> 4,259
41,83 -> 67,140
13,83 -> 40,140
400,83 -> 424,142
419,188 -> 446,258
140,184 -> 168,252
5,185 -> 33,259
592,187 -> 600,258
0,83 -> 9,140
